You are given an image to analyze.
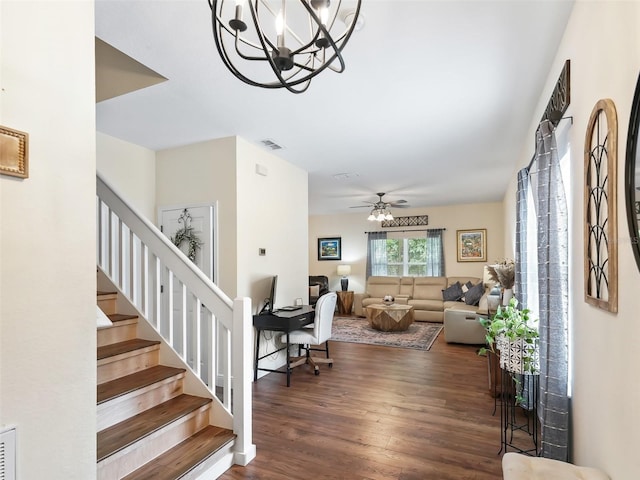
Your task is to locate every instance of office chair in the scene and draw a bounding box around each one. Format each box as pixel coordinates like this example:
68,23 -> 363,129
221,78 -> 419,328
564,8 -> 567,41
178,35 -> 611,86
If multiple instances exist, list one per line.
282,292 -> 337,376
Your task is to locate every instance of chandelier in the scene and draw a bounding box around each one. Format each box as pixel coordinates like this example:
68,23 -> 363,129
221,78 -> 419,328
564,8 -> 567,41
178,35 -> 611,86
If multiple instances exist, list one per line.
207,0 -> 362,94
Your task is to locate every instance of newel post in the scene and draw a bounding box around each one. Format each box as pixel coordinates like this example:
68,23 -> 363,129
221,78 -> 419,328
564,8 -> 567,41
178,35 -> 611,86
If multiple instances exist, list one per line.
232,297 -> 256,465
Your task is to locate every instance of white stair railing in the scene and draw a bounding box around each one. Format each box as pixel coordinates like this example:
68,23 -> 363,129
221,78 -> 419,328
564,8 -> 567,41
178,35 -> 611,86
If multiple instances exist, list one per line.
96,174 -> 255,466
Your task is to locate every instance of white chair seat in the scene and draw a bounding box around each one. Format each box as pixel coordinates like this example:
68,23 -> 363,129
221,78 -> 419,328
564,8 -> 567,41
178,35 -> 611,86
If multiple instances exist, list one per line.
502,452 -> 610,480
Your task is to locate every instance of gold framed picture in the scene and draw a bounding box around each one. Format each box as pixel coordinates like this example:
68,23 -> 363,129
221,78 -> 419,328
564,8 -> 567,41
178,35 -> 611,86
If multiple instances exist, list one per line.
0,125 -> 29,179
457,229 -> 487,262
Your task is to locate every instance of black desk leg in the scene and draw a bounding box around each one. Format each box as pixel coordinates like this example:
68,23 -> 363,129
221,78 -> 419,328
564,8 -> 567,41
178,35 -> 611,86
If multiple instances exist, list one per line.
254,330 -> 260,382
286,332 -> 291,387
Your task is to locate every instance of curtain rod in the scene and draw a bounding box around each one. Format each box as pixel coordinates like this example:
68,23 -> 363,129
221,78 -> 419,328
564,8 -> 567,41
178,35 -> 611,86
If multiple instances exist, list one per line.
526,115 -> 573,171
364,228 -> 446,234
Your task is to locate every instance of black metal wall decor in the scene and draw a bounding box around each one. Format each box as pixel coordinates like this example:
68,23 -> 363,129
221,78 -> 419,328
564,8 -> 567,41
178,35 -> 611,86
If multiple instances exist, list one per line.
584,98 -> 618,313
541,59 -> 571,128
381,215 -> 429,228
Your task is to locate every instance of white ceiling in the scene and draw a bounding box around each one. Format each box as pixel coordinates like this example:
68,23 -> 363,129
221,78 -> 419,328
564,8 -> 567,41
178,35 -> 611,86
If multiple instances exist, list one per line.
95,0 -> 574,215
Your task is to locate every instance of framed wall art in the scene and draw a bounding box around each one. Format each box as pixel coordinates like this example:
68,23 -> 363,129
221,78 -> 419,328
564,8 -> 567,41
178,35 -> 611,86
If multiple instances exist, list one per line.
456,229 -> 487,262
0,125 -> 29,179
317,237 -> 341,261
584,98 -> 618,313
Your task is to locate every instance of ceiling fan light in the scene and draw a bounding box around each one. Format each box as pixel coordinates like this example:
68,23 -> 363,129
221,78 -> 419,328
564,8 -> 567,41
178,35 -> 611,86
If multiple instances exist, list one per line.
367,212 -> 376,221
376,212 -> 386,222
385,212 -> 393,221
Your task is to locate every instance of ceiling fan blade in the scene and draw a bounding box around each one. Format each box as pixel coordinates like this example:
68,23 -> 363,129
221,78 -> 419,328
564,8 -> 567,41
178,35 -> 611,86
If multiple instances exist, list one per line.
392,199 -> 408,204
349,205 -> 373,208
391,204 -> 411,208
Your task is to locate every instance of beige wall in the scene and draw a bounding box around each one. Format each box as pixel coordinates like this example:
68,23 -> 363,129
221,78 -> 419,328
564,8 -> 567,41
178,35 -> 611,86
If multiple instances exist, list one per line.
156,137 -> 238,296
236,137 -> 308,311
504,2 -> 640,477
97,132 -> 157,220
309,202 -> 504,294
0,1 -> 96,478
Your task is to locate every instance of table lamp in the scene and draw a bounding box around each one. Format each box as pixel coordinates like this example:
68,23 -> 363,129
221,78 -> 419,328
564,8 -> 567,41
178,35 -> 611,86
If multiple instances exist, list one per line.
337,264 -> 351,291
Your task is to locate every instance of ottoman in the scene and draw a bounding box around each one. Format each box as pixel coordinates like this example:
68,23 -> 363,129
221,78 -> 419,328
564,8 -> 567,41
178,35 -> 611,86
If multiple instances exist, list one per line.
443,307 -> 486,344
502,452 -> 610,480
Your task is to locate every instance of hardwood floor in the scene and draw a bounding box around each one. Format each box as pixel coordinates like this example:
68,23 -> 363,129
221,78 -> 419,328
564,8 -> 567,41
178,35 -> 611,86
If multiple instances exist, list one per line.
220,329 -> 504,479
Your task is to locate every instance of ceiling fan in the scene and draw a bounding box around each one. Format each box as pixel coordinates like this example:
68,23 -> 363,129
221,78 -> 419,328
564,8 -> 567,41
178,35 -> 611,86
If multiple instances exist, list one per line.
350,192 -> 410,221
350,192 -> 411,210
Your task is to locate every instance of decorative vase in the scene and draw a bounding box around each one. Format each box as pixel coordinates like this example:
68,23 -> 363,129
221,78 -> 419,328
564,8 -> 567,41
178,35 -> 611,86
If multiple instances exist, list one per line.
383,295 -> 395,305
502,288 -> 513,306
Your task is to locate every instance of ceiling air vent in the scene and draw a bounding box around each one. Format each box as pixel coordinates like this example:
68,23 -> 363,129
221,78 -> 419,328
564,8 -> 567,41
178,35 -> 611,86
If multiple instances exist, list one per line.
259,139 -> 283,151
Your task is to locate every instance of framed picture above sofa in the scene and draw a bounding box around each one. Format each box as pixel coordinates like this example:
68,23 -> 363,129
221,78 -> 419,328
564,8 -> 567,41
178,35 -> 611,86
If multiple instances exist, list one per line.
318,237 -> 341,261
456,229 -> 487,262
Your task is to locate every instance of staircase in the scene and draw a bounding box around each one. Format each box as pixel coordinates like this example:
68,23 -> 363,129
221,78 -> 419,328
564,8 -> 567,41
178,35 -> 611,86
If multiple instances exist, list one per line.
97,290 -> 235,479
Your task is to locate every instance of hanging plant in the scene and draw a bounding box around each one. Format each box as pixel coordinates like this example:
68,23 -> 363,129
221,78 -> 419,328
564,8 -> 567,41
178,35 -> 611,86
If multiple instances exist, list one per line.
171,208 -> 202,262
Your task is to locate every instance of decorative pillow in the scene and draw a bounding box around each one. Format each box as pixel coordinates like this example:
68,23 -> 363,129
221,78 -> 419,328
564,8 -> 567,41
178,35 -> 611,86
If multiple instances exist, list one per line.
442,282 -> 463,301
309,285 -> 320,297
461,280 -> 474,294
464,282 -> 484,306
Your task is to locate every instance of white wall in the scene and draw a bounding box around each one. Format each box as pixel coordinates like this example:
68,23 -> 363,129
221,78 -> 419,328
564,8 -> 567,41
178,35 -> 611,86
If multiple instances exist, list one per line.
97,132 -> 156,220
0,2 -> 96,479
504,2 -> 640,477
309,202 -> 504,294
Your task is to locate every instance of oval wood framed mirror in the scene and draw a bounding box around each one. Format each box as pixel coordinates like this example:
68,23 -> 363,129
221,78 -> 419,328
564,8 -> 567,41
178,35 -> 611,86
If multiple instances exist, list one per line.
625,73 -> 640,271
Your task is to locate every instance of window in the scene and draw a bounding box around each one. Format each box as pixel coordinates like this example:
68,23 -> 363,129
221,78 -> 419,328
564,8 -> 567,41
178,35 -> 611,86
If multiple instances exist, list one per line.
367,229 -> 444,277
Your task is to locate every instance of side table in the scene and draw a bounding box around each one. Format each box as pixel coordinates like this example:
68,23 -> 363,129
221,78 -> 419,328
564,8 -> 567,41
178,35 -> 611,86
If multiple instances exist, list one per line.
336,290 -> 354,315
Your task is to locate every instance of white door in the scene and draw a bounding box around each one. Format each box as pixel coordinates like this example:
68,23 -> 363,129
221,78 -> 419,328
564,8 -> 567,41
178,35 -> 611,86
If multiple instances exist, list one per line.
159,204 -> 214,281
158,204 -> 216,385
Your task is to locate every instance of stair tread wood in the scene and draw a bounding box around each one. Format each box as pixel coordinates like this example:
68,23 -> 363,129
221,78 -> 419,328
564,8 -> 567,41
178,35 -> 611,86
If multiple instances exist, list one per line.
122,426 -> 236,480
107,313 -> 138,324
98,290 -> 117,296
98,338 -> 160,361
97,394 -> 213,462
98,365 -> 186,405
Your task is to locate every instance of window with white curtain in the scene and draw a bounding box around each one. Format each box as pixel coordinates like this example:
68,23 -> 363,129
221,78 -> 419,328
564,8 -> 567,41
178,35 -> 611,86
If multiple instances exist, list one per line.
367,229 -> 444,277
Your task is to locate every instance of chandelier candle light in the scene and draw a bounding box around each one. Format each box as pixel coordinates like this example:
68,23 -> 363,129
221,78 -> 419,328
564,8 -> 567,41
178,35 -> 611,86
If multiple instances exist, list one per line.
208,0 -> 362,93
337,264 -> 351,291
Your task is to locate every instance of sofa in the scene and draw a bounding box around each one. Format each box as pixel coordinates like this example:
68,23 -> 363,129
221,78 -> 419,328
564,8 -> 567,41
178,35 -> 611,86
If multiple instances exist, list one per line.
354,275 -> 493,323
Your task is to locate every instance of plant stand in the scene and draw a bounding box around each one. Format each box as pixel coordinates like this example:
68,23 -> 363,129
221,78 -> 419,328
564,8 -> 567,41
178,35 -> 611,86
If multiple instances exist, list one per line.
500,369 -> 539,456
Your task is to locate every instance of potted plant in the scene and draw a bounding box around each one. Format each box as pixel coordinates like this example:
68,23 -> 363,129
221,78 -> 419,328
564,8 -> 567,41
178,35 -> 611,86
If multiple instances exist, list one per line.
478,297 -> 539,405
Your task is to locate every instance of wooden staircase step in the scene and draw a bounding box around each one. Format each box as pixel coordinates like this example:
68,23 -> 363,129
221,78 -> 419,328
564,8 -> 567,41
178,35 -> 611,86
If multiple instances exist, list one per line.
97,394 -> 212,461
122,426 -> 236,480
97,339 -> 161,384
98,291 -> 118,315
107,313 -> 138,324
98,339 -> 160,362
98,365 -> 186,405
97,314 -> 139,347
97,366 -> 187,431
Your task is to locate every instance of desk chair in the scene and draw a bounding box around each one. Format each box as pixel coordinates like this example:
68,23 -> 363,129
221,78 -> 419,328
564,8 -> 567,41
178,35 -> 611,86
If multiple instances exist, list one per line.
282,292 -> 337,376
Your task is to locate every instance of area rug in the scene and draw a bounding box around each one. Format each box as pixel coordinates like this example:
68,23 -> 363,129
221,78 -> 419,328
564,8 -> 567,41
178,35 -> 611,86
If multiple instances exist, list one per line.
330,317 -> 443,351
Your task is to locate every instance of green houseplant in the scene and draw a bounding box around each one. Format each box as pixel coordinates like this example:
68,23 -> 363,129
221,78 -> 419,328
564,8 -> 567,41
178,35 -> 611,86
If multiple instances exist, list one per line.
478,297 -> 539,404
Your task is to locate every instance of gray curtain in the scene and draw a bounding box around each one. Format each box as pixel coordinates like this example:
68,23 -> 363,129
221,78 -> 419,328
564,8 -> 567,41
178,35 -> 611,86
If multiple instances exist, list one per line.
533,119 -> 569,461
366,231 -> 387,278
425,228 -> 445,276
515,168 -> 530,309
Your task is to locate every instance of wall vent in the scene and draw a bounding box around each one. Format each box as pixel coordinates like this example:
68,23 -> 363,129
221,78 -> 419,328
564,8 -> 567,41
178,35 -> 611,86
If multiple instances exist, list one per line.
0,427 -> 16,480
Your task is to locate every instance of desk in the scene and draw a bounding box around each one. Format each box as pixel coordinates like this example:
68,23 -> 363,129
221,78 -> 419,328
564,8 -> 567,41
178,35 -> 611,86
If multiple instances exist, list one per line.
253,306 -> 315,387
